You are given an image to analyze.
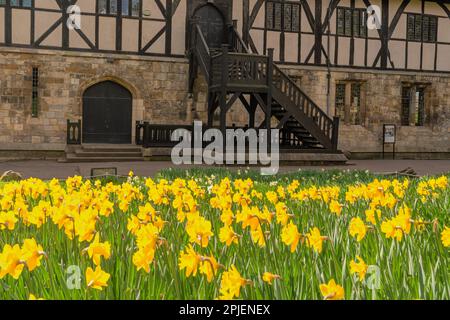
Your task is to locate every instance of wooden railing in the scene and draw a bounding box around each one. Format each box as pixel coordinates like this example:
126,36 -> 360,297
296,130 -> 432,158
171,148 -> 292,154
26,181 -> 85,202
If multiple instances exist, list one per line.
229,21 -> 250,54
211,49 -> 269,89
135,121 -> 148,145
272,65 -> 336,142
192,23 -> 211,81
141,124 -> 192,148
67,120 -> 81,145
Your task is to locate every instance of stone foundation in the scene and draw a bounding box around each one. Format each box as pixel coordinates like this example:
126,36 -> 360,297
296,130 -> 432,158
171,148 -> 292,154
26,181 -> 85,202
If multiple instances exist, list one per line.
0,47 -> 449,159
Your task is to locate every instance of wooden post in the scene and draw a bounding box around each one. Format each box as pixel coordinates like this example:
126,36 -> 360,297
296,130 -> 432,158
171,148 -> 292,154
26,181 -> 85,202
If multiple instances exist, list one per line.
331,116 -> 340,152
220,44 -> 229,153
188,18 -> 199,94
66,120 -> 71,144
249,95 -> 257,128
266,49 -> 274,152
77,119 -> 82,144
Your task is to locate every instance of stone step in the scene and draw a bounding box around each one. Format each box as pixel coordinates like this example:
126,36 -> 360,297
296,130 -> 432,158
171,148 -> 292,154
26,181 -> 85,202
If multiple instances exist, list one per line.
74,150 -> 143,158
80,144 -> 142,153
63,155 -> 144,163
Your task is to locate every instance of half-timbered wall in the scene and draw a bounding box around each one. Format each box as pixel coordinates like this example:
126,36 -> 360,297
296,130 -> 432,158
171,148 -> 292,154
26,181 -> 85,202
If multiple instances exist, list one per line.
0,0 -> 449,71
240,0 -> 450,72
0,0 -> 187,56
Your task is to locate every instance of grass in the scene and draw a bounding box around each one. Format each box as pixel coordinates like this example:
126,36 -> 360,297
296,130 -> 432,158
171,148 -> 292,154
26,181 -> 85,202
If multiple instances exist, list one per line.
0,169 -> 448,300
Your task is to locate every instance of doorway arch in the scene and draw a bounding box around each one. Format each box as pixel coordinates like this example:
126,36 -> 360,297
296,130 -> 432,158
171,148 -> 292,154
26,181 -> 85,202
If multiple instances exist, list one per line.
82,81 -> 132,144
193,4 -> 226,49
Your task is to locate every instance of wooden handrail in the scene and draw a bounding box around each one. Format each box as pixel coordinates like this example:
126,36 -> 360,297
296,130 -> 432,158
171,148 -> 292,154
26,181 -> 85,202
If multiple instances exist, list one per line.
229,24 -> 250,54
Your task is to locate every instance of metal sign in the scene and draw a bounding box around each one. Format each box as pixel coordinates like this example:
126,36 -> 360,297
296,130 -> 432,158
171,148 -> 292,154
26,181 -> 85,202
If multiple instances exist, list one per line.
382,124 -> 396,159
90,167 -> 118,177
383,124 -> 396,144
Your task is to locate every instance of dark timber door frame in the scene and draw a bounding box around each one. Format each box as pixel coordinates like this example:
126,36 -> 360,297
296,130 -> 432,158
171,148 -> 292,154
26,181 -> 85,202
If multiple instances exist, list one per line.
82,81 -> 132,144
193,4 -> 226,49
187,0 -> 232,51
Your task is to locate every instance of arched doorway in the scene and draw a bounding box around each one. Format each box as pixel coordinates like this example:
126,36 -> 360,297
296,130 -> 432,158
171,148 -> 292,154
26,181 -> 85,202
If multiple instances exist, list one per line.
82,81 -> 132,144
193,4 -> 226,49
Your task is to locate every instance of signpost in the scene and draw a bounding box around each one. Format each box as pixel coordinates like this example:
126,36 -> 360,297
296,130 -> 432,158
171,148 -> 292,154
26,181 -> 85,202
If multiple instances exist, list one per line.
90,167 -> 118,177
382,124 -> 396,159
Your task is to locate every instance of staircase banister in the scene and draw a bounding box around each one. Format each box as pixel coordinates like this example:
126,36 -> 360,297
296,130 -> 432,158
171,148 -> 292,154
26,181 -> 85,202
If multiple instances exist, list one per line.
194,24 -> 210,57
229,24 -> 250,54
227,52 -> 268,59
272,64 -> 332,123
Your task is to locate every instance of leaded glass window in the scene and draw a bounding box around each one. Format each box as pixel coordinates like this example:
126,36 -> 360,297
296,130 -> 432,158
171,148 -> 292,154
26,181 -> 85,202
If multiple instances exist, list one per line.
407,14 -> 438,43
266,1 -> 301,32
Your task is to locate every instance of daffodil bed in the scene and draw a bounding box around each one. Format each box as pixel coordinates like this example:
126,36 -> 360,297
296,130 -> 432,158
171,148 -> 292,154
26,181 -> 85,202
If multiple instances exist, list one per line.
0,169 -> 449,300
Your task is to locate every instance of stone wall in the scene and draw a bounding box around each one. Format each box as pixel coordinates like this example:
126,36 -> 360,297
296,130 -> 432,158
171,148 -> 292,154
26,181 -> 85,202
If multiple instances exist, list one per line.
0,47 -> 449,158
0,47 -> 190,152
282,66 -> 450,157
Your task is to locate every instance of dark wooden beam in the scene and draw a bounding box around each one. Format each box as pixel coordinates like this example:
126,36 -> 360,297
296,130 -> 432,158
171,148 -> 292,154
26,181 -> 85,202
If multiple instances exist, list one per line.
5,0 -> 11,45
165,0 -> 172,55
380,0 -> 389,69
314,0 -> 323,64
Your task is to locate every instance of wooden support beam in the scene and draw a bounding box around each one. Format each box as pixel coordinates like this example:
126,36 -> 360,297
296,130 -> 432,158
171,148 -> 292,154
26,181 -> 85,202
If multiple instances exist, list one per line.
220,44 -> 229,151
4,0 -> 11,45
165,0 -> 172,55
380,0 -> 389,69
225,92 -> 242,113
314,0 -> 323,65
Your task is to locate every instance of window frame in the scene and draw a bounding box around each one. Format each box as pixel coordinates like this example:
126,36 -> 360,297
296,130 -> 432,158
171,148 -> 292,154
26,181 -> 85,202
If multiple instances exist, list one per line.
335,81 -> 366,126
336,6 -> 368,38
0,0 -> 33,7
401,85 -> 427,127
265,0 -> 301,33
406,13 -> 438,43
31,66 -> 39,118
97,0 -> 141,17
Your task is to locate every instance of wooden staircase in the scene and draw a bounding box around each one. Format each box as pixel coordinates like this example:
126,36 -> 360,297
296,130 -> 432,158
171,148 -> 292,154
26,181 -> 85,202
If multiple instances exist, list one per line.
189,22 -> 343,155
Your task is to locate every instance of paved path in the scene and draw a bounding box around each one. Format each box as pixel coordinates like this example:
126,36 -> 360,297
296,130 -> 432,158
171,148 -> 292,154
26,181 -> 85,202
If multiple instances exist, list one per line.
0,160 -> 449,180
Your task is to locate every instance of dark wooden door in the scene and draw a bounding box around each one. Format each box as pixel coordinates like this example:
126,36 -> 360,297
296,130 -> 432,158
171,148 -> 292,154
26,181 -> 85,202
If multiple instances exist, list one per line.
194,5 -> 225,49
82,81 -> 132,144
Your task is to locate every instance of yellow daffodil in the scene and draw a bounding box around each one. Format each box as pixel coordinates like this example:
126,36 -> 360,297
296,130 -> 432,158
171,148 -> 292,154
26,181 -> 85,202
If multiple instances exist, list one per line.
329,200 -> 343,216
262,272 -> 281,285
350,256 -> 368,281
186,216 -> 214,248
281,221 -> 302,253
86,266 -> 110,290
320,279 -> 344,300
0,244 -> 25,279
306,227 -> 327,254
218,265 -> 251,300
0,211 -> 18,231
441,226 -> 450,247
178,245 -> 201,278
349,217 -> 367,242
219,225 -> 239,246
20,238 -> 46,272
86,233 -> 111,266
199,254 -> 222,283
